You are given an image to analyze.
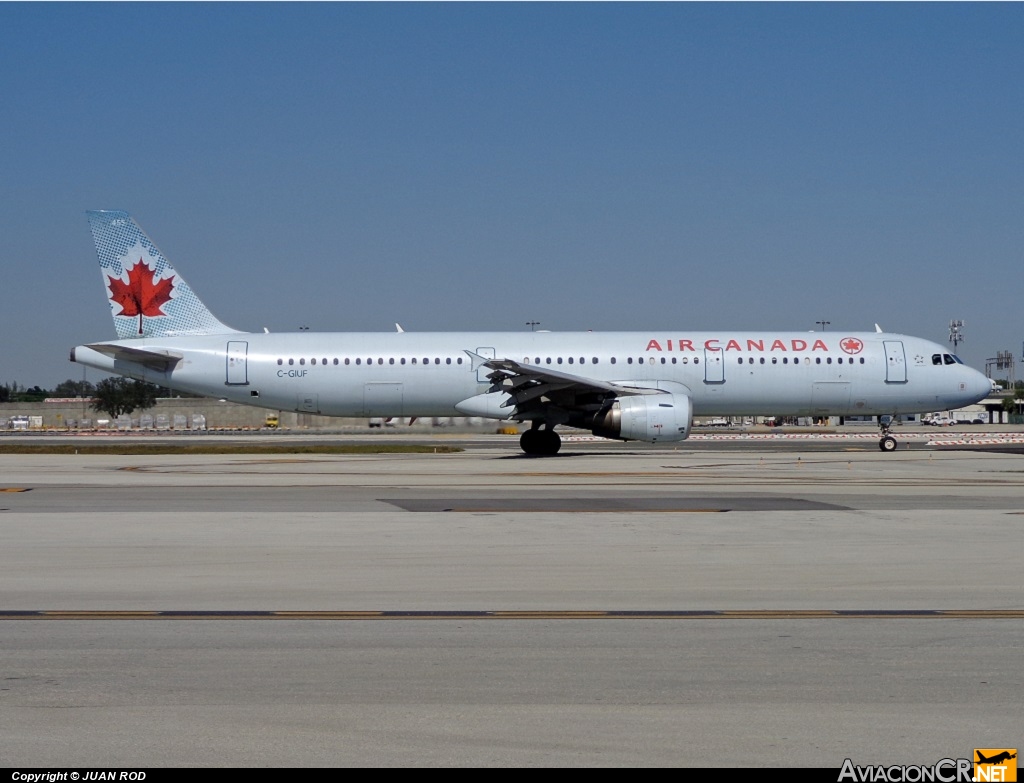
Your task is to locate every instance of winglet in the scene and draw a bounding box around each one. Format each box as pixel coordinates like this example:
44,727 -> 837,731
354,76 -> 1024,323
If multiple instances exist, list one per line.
875,324 -> 883,333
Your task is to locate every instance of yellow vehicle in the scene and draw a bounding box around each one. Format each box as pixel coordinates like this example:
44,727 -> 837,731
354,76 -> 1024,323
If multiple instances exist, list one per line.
264,414 -> 279,429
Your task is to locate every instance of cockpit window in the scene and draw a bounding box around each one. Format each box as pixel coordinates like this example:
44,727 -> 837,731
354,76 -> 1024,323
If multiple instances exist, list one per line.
943,354 -> 957,365
932,354 -> 942,365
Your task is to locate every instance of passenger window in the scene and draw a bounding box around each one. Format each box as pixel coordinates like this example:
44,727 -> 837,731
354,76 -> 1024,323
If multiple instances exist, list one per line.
300,358 -> 306,365
610,357 -> 616,364
277,359 -> 283,365
627,357 -> 633,365
760,358 -> 765,365
288,358 -> 294,366
568,357 -> 574,364
355,358 -> 361,365
389,358 -> 395,365
445,358 -> 451,365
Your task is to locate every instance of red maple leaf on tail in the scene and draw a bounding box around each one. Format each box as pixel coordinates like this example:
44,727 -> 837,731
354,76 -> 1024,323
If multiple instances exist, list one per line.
107,259 -> 175,335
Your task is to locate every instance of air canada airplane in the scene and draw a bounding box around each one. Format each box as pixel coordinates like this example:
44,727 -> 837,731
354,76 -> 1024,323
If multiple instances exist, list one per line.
72,211 -> 992,455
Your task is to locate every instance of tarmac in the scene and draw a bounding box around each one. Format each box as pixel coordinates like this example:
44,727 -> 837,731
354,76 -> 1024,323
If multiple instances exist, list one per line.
0,433 -> 1021,767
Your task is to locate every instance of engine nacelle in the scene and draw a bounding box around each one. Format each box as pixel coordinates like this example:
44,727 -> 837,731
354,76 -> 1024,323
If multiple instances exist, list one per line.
591,393 -> 692,443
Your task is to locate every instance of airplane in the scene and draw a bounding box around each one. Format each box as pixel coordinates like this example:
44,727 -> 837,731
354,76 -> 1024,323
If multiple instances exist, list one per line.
71,210 -> 993,455
976,752 -> 1016,765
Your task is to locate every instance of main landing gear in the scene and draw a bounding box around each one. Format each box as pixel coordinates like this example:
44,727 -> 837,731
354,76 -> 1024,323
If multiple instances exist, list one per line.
520,425 -> 562,456
878,415 -> 898,452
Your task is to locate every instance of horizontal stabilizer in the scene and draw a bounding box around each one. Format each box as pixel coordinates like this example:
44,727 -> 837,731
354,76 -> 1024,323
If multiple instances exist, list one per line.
82,343 -> 182,372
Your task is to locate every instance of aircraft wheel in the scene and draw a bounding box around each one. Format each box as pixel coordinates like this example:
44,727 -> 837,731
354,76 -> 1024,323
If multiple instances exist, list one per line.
520,429 -> 541,455
879,436 -> 897,452
520,429 -> 561,456
540,429 -> 562,456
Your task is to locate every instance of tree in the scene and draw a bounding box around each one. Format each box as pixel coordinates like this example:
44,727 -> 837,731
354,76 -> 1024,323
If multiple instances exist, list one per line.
91,378 -> 160,419
53,379 -> 96,397
1002,394 -> 1023,417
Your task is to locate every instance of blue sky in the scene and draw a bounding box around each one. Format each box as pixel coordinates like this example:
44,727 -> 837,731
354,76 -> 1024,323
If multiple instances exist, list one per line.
1,3 -> 1021,389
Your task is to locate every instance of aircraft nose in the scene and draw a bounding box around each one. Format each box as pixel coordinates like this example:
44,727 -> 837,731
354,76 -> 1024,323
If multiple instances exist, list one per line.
970,370 -> 992,402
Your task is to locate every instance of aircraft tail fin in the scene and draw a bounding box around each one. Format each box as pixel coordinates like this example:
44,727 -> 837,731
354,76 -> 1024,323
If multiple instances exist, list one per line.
87,210 -> 242,339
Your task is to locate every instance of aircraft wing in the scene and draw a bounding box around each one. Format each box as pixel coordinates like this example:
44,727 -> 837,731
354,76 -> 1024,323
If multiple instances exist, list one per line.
83,343 -> 183,372
466,352 -> 661,422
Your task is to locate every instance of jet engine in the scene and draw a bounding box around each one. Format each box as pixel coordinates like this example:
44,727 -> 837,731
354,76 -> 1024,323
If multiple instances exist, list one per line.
591,393 -> 692,443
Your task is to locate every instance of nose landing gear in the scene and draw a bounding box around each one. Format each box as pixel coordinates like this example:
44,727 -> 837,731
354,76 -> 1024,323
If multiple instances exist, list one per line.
878,415 -> 898,452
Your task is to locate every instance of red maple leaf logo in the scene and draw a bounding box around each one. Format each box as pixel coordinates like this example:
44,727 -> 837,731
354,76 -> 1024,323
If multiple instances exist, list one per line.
107,259 -> 175,335
840,337 -> 864,355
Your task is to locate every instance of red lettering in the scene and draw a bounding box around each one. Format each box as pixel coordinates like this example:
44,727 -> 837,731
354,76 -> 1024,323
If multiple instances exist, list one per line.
704,339 -> 720,350
811,339 -> 828,351
725,339 -> 742,351
770,339 -> 787,351
791,339 -> 807,351
646,340 -> 662,352
667,339 -> 673,351
746,339 -> 764,351
679,339 -> 694,351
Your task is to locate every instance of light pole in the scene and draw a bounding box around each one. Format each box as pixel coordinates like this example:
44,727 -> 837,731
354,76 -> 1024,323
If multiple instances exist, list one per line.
816,320 -> 830,331
526,321 -> 540,331
949,319 -> 964,355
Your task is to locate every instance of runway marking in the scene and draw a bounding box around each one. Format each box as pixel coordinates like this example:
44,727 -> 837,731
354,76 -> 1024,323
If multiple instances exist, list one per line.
436,508 -> 728,513
2,610 -> 1022,621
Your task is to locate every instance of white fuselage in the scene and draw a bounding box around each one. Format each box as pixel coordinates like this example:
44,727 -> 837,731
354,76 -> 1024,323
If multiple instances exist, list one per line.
73,330 -> 992,419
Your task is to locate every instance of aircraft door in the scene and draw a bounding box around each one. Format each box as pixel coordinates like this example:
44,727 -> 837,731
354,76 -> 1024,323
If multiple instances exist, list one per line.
811,382 -> 852,415
364,383 -> 404,416
884,341 -> 907,383
475,347 -> 495,383
226,341 -> 248,385
704,347 -> 725,383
